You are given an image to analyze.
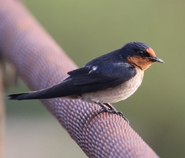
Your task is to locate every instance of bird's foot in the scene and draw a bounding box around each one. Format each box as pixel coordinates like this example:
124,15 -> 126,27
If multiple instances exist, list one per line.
97,103 -> 129,124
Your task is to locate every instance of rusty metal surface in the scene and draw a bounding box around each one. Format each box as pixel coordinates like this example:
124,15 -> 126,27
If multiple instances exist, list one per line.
0,0 -> 159,157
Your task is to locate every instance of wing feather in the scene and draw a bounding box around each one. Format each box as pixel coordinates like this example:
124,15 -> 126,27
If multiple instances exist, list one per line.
68,62 -> 136,93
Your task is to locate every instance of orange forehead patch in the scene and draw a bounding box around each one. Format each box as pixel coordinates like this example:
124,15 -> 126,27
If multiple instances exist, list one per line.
146,47 -> 156,57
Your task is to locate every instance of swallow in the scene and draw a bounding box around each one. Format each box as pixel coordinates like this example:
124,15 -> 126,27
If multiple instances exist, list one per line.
8,42 -> 164,121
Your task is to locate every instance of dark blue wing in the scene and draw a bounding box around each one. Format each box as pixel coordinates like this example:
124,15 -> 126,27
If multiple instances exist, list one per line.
68,62 -> 136,93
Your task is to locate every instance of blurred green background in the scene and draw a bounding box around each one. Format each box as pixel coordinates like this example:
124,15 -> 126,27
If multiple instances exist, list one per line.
4,0 -> 185,158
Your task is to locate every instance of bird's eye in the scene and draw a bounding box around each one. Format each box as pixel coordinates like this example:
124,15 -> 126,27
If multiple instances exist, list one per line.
137,51 -> 144,56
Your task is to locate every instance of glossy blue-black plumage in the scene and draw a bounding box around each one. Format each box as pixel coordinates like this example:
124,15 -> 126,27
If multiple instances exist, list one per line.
8,48 -> 137,100
8,41 -> 152,100
120,42 -> 150,59
67,49 -> 136,93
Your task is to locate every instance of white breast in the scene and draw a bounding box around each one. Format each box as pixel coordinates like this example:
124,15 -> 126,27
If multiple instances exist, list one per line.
81,69 -> 144,104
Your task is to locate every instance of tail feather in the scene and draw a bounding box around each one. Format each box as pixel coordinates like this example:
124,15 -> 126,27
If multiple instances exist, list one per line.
8,93 -> 31,100
8,79 -> 79,100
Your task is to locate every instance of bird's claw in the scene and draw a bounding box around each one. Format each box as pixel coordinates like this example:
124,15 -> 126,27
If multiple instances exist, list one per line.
108,110 -> 129,124
97,103 -> 129,124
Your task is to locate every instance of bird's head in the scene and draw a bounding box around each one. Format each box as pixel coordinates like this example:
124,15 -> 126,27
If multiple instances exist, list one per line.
120,42 -> 164,71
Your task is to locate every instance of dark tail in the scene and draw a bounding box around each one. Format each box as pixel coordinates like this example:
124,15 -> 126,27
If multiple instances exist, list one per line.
8,79 -> 78,100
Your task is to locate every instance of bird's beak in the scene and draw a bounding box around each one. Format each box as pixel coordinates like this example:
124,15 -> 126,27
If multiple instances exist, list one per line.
146,57 -> 164,63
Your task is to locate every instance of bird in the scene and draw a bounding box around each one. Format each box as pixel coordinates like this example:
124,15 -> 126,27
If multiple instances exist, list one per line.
8,41 -> 164,121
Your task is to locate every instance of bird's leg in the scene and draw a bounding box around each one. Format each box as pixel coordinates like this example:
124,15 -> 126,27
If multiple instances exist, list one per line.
103,103 -> 117,111
96,102 -> 108,111
97,103 -> 129,123
104,103 -> 129,123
